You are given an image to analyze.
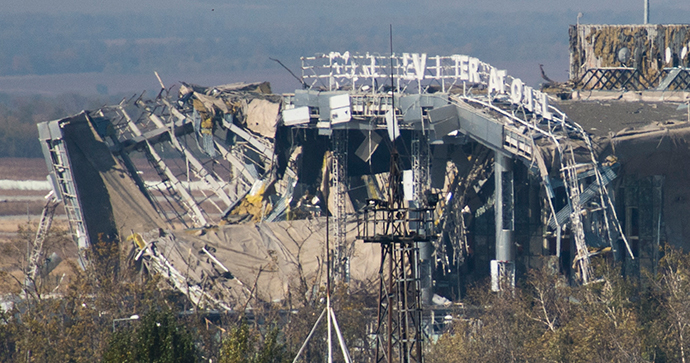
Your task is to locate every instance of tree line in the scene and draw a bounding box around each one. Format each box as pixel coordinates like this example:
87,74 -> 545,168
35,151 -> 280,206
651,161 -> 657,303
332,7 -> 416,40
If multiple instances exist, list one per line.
0,226 -> 377,363
0,10 -> 576,83
4,222 -> 690,362
0,93 -> 113,158
429,247 -> 690,363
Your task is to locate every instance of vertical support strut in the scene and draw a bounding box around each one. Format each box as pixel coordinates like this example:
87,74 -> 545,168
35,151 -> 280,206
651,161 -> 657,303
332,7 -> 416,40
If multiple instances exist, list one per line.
562,148 -> 592,284
411,131 -> 432,306
331,129 -> 349,282
42,125 -> 90,268
359,148 -> 426,363
410,131 -> 430,203
492,152 -> 515,291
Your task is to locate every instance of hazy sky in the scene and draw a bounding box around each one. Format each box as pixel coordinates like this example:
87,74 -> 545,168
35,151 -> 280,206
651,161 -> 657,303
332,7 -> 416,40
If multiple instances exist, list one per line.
2,1 -> 689,95
6,0 -> 690,15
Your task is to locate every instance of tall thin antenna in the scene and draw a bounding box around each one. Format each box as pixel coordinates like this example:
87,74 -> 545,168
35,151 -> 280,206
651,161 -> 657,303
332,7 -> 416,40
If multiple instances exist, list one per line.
326,211 -> 331,299
388,24 -> 395,94
326,213 -> 332,363
292,213 -> 352,363
390,24 -> 395,106
388,24 -> 400,148
644,0 -> 650,24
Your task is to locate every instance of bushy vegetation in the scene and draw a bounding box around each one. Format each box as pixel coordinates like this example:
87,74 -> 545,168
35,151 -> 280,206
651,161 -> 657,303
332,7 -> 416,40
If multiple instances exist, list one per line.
428,246 -> 690,363
103,309 -> 198,363
0,235 -> 377,362
6,221 -> 690,362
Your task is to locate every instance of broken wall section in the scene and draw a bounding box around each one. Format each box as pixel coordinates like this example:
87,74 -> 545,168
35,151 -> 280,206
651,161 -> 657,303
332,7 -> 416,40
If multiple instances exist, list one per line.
136,218 -> 380,310
43,112 -> 166,250
570,24 -> 690,89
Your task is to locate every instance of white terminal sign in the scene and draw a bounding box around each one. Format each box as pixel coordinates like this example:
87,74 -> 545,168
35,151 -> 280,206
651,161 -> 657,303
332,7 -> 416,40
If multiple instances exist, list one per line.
304,52 -> 552,120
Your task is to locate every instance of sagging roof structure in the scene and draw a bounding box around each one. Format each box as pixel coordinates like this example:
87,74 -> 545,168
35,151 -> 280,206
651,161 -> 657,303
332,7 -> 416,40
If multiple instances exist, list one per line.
37,51 -> 641,310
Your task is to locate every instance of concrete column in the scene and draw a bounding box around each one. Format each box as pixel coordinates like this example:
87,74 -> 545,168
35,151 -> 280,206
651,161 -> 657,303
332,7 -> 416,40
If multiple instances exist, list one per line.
494,152 -> 515,262
492,152 -> 515,291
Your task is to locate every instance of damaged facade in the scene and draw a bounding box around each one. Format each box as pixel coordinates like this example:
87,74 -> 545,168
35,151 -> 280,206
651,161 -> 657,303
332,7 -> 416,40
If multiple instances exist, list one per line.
32,24 -> 690,329
570,24 -> 690,91
564,22 -> 690,278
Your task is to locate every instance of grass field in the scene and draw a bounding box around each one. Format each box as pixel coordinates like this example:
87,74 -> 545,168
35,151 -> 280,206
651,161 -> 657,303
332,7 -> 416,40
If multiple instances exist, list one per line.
0,158 -> 49,180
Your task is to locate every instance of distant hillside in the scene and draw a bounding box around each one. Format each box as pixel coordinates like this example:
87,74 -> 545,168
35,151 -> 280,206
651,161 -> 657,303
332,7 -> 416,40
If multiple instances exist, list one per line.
0,93 -> 113,158
0,10 -> 580,87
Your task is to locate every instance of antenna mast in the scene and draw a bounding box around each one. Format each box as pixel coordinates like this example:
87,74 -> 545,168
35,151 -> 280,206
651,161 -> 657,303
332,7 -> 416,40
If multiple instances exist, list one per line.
356,25 -> 433,363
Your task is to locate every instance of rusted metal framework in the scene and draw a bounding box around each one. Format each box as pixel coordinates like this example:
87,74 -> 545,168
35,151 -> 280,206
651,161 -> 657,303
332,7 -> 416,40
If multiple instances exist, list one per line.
330,129 -> 350,282
357,150 -> 435,363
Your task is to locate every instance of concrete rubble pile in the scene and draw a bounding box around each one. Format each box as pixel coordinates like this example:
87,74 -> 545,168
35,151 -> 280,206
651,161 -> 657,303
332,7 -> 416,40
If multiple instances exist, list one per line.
37,80 -> 385,310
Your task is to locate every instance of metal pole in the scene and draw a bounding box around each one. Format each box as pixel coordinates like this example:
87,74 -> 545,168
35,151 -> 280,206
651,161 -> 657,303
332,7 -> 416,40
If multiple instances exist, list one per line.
644,0 -> 649,24
419,240 -> 433,306
291,309 -> 327,363
330,308 -> 353,363
388,246 -> 393,362
328,296 -> 333,363
326,214 -> 333,363
493,152 -> 515,291
495,152 -> 514,262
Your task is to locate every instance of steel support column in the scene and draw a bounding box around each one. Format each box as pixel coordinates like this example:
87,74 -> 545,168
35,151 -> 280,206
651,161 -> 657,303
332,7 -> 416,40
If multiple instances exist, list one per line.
331,129 -> 349,282
492,152 -> 515,291
411,131 -> 432,306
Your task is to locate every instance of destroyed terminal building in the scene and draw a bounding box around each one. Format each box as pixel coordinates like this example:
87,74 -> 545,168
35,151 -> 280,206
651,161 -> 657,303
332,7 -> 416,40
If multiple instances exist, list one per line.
34,23 -> 690,326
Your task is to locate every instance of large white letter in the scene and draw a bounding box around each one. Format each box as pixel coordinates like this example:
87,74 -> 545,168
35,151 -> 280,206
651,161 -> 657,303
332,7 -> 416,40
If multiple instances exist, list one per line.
402,53 -> 413,80
488,67 -> 506,95
540,92 -> 552,120
459,56 -> 470,81
469,58 -> 480,83
412,53 -> 427,81
451,54 -> 462,78
369,54 -> 378,77
510,78 -> 523,104
523,86 -> 534,112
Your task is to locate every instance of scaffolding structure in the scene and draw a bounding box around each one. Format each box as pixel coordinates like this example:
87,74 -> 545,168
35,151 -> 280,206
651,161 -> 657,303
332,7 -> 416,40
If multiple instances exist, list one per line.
357,146 -> 436,363
38,119 -> 90,267
24,192 -> 60,291
330,129 -> 350,282
410,131 -> 430,202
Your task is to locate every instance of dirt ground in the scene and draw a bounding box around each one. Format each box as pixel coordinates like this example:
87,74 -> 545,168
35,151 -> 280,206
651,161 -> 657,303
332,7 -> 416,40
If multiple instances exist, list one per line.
0,158 -> 49,180
0,216 -> 78,294
0,158 -> 77,294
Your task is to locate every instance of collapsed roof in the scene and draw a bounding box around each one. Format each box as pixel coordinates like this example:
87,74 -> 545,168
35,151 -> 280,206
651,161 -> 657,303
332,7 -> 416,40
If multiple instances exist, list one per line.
36,49 -> 690,309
